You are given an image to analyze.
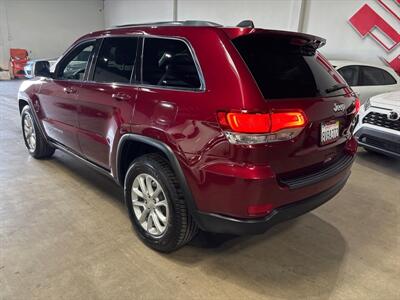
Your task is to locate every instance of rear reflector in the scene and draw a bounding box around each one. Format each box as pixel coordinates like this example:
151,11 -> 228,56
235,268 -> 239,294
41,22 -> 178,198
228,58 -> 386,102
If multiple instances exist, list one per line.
247,203 -> 273,216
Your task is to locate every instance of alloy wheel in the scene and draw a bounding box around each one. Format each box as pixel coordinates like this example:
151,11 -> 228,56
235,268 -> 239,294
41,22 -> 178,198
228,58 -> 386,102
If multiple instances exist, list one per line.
23,113 -> 36,151
131,173 -> 169,237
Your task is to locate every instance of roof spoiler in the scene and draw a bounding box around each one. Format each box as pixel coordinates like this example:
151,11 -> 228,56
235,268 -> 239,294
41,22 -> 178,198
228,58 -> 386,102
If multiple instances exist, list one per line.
237,20 -> 254,28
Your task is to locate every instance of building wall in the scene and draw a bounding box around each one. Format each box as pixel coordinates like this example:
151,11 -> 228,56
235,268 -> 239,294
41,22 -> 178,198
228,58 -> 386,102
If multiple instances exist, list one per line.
104,0 -> 174,27
104,0 -> 399,68
176,0 -> 304,32
302,0 -> 399,66
0,0 -> 104,69
1,0 -> 398,71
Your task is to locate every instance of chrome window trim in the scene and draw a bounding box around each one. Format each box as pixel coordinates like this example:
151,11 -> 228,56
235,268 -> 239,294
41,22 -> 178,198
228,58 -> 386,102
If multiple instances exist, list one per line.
70,33 -> 206,93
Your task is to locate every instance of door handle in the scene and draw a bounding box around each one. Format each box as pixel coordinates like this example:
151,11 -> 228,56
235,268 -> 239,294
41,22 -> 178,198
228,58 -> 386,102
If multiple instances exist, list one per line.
112,93 -> 131,101
63,87 -> 77,94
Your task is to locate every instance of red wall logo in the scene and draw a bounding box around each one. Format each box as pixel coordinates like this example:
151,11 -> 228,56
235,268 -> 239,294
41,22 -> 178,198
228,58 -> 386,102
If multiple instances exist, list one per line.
349,0 -> 400,74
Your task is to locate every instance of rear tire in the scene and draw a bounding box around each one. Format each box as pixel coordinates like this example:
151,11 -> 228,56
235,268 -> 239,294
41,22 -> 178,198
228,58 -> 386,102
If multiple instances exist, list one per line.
21,105 -> 55,159
125,153 -> 198,252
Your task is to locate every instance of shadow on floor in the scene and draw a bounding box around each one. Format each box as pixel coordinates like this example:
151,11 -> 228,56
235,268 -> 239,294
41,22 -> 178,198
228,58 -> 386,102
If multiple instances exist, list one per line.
50,151 -> 124,206
355,148 -> 400,176
170,214 -> 346,298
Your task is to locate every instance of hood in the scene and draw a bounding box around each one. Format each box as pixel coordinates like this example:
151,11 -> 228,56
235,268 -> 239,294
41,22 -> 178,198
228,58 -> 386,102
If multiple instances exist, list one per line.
10,48 -> 28,60
370,90 -> 400,109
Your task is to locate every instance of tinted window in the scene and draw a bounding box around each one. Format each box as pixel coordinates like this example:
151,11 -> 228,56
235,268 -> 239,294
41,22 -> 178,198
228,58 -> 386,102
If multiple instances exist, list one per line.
232,35 -> 345,99
142,38 -> 201,89
59,43 -> 94,80
93,37 -> 138,84
359,66 -> 396,86
338,66 -> 358,86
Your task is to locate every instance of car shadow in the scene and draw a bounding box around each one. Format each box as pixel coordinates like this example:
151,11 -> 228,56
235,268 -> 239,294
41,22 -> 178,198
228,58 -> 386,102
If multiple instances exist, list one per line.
50,151 -> 125,210
355,148 -> 400,176
170,214 -> 347,298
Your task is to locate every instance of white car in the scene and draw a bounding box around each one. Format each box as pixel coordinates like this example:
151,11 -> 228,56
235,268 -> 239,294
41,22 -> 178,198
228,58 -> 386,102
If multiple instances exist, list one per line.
354,90 -> 400,158
24,58 -> 57,78
330,60 -> 400,104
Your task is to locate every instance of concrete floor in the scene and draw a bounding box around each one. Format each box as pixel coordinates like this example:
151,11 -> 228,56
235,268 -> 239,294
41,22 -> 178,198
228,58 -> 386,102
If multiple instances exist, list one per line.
0,80 -> 399,300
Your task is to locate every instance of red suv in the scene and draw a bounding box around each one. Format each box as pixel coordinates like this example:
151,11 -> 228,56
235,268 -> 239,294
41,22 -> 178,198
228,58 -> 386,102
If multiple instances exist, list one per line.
18,21 -> 358,252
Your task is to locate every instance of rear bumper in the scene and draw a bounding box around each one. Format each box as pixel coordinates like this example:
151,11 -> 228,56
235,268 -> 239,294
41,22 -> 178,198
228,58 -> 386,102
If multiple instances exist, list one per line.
354,126 -> 400,158
195,173 -> 349,235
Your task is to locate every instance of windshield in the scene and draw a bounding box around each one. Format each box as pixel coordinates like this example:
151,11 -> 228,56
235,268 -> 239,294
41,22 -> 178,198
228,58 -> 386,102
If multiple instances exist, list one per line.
232,34 -> 347,99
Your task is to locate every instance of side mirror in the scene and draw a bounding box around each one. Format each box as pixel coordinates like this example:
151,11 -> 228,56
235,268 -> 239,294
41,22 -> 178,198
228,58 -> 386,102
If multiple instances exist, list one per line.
33,60 -> 51,77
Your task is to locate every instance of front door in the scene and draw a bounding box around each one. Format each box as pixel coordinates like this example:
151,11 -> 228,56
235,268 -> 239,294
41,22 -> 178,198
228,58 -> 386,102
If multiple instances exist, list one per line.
39,41 -> 95,153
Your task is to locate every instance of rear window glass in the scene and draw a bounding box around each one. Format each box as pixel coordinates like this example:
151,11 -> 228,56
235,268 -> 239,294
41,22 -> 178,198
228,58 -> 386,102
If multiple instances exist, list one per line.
232,34 -> 345,99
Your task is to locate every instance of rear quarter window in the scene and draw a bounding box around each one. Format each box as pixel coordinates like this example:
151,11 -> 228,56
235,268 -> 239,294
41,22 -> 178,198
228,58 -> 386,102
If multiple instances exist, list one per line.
142,38 -> 201,89
358,66 -> 396,86
232,34 -> 346,99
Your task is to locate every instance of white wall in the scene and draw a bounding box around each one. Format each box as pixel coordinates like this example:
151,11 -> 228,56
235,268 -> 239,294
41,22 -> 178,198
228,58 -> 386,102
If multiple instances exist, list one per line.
303,0 -> 399,65
104,0 -> 303,31
177,0 -> 303,31
0,0 -> 104,69
1,0 -> 397,71
104,0 -> 399,69
104,0 -> 174,27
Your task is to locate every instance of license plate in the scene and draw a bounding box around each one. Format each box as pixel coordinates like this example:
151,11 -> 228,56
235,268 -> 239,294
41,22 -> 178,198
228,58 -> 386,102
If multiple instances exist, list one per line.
320,121 -> 340,145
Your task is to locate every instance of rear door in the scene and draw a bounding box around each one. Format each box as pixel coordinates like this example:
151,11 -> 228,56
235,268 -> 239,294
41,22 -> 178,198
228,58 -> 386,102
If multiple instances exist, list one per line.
132,37 -> 205,149
76,36 -> 140,169
232,33 -> 357,177
39,41 -> 95,153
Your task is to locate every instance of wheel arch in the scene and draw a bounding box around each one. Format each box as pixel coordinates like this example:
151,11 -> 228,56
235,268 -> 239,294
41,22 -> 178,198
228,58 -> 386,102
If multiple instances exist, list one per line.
18,98 -> 30,114
18,95 -> 49,143
116,134 -> 199,220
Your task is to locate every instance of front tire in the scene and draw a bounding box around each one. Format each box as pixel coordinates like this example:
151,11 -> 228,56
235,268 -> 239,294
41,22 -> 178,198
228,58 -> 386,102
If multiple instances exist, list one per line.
125,154 -> 198,252
21,105 -> 55,159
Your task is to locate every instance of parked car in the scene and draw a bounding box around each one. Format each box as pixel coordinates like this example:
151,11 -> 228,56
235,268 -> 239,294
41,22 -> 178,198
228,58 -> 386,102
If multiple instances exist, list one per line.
18,21 -> 358,252
9,48 -> 29,79
354,90 -> 400,158
24,58 -> 58,78
330,60 -> 400,104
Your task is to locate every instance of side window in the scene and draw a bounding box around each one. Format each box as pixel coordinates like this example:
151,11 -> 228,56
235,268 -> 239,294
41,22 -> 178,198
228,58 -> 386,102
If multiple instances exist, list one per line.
337,66 -> 358,86
93,37 -> 138,84
58,43 -> 94,80
142,38 -> 201,89
359,66 -> 396,86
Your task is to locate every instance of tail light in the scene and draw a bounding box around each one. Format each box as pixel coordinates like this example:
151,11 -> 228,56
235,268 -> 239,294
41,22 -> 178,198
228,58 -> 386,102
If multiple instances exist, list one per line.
217,110 -> 307,144
354,98 -> 361,113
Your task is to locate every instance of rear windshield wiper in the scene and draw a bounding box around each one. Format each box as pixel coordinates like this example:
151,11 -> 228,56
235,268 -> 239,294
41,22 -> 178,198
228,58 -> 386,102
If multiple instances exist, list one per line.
325,83 -> 348,94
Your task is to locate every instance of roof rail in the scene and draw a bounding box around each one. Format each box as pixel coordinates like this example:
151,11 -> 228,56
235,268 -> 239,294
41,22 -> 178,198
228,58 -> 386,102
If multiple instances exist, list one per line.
115,20 -> 222,28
